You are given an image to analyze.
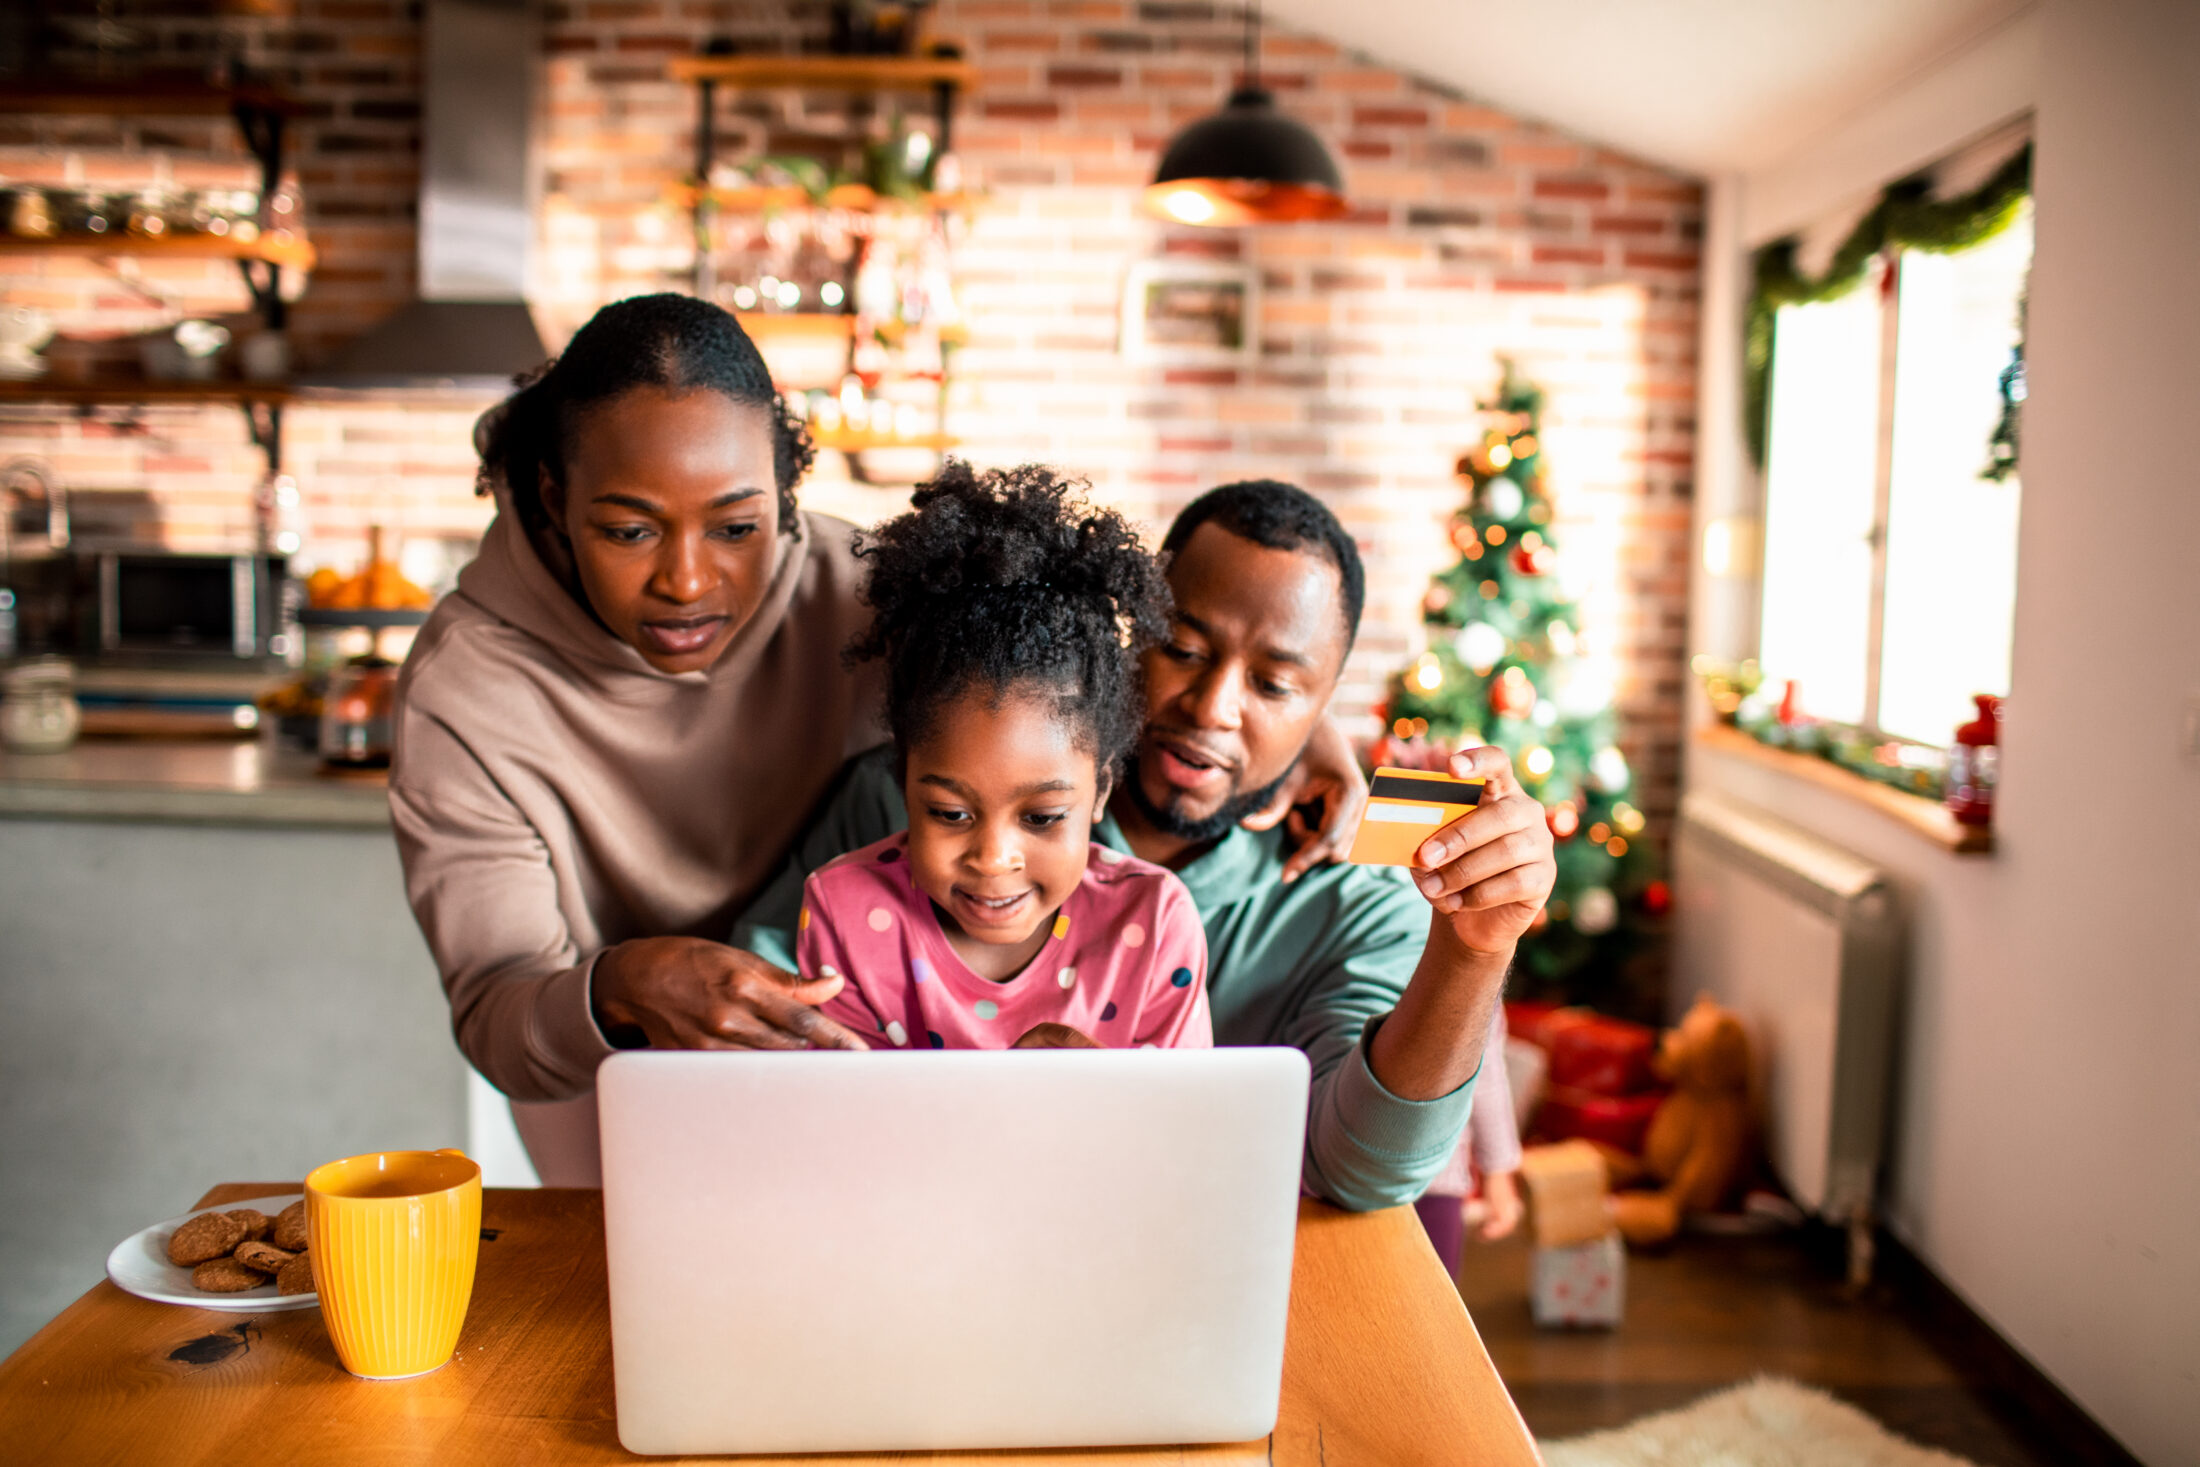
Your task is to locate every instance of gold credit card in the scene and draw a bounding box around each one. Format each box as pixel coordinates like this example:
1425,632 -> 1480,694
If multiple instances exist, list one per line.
1346,767 -> 1487,867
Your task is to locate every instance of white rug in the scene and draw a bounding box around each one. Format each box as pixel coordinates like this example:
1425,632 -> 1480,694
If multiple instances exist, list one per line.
1541,1377 -> 1987,1467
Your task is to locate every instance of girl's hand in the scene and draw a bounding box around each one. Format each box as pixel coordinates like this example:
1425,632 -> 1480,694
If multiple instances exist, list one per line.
1013,1022 -> 1101,1050
592,936 -> 870,1051
1238,715 -> 1371,883
1478,1169 -> 1524,1241
1410,745 -> 1557,955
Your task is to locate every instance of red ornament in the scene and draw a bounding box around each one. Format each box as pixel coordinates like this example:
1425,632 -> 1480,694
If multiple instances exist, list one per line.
1549,803 -> 1581,840
1945,694 -> 2001,828
1642,879 -> 1671,916
1510,543 -> 1553,576
1489,668 -> 1537,719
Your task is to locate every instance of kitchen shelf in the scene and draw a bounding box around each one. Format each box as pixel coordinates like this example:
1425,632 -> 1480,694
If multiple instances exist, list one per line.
0,232 -> 318,270
666,54 -> 979,92
0,381 -> 294,406
298,608 -> 432,630
734,311 -> 858,341
0,74 -> 304,118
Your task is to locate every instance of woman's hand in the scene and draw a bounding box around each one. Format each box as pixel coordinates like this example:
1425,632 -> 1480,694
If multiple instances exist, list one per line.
1238,715 -> 1370,883
592,937 -> 870,1051
1409,745 -> 1557,955
1013,1022 -> 1101,1049
1477,1169 -> 1524,1241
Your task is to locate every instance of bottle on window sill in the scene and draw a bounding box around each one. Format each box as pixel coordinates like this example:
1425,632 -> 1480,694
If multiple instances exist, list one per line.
1945,694 -> 2001,827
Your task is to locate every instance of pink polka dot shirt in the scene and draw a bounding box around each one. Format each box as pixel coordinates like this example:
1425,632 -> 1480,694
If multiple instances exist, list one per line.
794,831 -> 1212,1051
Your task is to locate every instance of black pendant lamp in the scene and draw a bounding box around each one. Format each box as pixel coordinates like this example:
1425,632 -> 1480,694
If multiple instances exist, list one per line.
1144,1 -> 1348,226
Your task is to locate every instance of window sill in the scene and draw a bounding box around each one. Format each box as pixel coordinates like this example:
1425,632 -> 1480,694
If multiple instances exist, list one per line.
1692,722 -> 1994,855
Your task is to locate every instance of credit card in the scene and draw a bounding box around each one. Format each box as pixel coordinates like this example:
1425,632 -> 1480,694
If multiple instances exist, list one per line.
1345,766 -> 1487,867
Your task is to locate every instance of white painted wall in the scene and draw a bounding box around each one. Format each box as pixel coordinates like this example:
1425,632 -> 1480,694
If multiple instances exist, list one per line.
1685,3 -> 2200,1462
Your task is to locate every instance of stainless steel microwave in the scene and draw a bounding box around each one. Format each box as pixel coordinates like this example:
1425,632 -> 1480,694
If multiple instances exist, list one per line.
92,552 -> 298,661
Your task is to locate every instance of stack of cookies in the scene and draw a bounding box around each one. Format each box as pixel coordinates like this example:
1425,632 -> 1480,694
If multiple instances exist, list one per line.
166,1200 -> 314,1296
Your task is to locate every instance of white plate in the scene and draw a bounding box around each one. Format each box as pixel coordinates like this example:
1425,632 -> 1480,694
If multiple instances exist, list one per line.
105,1194 -> 318,1311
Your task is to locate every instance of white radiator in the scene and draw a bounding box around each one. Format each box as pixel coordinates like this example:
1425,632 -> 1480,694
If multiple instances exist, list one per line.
1672,789 -> 1902,1276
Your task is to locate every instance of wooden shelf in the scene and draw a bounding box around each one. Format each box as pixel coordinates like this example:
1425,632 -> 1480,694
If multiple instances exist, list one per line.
673,182 -> 982,215
0,233 -> 317,269
1693,722 -> 1993,854
0,381 -> 294,407
0,75 -> 302,118
667,54 -> 980,92
734,311 -> 858,342
811,429 -> 958,452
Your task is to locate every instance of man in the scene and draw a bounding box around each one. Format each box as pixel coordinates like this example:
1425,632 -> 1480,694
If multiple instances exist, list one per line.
737,481 -> 1557,1209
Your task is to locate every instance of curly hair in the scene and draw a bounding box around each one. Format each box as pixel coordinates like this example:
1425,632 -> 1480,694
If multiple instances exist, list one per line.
850,461 -> 1173,776
473,293 -> 815,537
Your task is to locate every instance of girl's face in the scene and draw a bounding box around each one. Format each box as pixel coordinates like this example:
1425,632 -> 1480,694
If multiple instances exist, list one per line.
544,386 -> 782,675
903,687 -> 1111,980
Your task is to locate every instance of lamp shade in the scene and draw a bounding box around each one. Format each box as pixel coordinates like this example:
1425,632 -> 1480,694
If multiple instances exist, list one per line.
1144,86 -> 1348,226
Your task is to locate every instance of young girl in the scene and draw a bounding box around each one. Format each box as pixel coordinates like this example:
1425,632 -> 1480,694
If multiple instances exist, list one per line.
794,462 -> 1211,1051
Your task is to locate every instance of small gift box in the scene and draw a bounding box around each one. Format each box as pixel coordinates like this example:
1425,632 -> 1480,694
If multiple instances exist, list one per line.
1529,1232 -> 1625,1328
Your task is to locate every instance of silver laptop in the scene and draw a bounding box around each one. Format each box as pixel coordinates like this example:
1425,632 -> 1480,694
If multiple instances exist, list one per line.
598,1047 -> 1310,1456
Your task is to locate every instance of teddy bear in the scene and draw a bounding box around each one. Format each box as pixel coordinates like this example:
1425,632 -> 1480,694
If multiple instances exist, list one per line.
1598,995 -> 1754,1247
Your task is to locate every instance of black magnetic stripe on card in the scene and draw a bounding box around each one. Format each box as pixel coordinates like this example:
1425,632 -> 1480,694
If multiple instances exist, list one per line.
1367,773 -> 1485,805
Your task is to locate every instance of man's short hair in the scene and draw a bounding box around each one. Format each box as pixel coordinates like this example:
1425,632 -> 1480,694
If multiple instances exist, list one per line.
1161,480 -> 1366,653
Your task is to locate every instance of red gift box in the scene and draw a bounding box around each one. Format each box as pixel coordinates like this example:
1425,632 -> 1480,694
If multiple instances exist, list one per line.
1542,1012 -> 1659,1097
1534,1085 -> 1664,1154
1504,1000 -> 1568,1049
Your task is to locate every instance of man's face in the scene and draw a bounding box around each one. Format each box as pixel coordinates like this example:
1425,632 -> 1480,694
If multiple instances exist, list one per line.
1128,522 -> 1350,841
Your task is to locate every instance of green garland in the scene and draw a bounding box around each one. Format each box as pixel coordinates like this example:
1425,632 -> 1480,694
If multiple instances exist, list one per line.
1744,142 -> 2032,466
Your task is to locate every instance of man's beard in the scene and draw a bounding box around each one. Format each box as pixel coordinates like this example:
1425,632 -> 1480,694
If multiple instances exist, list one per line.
1124,754 -> 1298,847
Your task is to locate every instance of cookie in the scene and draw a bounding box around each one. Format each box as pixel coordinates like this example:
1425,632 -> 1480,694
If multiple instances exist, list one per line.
272,1200 -> 309,1253
275,1253 -> 316,1297
168,1211 -> 248,1268
192,1256 -> 264,1293
233,1241 -> 296,1275
226,1208 -> 272,1243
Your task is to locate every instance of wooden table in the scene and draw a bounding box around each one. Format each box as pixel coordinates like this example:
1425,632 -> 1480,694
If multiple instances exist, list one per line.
0,1185 -> 1540,1466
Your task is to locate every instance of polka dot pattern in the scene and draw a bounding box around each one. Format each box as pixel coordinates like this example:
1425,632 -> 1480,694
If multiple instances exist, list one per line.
820,964 -> 840,980
1101,1002 -> 1119,1022
974,1000 -> 999,1021
1057,966 -> 1077,990
911,957 -> 934,984
1052,913 -> 1071,940
798,907 -> 810,931
886,1021 -> 908,1047
1171,966 -> 1194,988
1122,923 -> 1146,949
867,906 -> 894,933
928,1031 -> 944,1049
1096,846 -> 1124,864
878,847 -> 901,863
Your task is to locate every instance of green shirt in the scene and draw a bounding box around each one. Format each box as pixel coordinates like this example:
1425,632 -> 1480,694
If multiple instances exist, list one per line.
733,750 -> 1477,1211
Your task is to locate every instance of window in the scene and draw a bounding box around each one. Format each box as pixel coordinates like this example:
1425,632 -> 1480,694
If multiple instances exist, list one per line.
1756,203 -> 2031,746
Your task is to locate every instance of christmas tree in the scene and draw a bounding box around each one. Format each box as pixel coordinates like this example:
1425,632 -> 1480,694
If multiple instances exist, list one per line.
1375,362 -> 1665,997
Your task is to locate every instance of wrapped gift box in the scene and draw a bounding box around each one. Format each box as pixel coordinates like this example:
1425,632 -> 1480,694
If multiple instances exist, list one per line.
1542,1011 -> 1659,1096
1535,1085 -> 1664,1154
1530,1232 -> 1626,1328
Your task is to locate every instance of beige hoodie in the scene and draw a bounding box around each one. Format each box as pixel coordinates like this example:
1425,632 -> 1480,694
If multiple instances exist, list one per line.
389,490 -> 881,1176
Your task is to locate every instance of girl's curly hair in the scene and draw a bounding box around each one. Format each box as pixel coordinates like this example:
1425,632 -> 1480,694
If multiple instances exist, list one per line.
850,460 -> 1172,776
473,293 -> 814,538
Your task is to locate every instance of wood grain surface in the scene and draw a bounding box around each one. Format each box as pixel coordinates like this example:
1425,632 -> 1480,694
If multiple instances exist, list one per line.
0,1184 -> 1539,1466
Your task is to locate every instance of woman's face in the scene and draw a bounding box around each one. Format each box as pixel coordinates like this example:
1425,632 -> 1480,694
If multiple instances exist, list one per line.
903,688 -> 1109,979
546,386 -> 781,675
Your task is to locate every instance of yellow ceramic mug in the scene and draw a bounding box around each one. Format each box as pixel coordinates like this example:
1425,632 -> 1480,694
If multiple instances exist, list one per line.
305,1148 -> 482,1380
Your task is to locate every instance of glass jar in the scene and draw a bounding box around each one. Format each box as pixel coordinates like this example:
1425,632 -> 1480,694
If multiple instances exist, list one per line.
1,657 -> 82,753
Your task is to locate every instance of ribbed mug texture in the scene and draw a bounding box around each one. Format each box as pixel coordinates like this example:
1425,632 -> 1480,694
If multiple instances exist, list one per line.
305,1149 -> 481,1380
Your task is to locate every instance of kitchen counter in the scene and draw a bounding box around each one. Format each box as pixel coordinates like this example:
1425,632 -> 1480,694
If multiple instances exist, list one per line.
0,735 -> 389,828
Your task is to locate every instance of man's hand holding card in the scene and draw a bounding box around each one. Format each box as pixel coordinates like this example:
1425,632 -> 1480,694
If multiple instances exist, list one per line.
1351,746 -> 1557,956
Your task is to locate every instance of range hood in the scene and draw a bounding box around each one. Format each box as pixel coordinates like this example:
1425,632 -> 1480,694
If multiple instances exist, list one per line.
305,0 -> 551,390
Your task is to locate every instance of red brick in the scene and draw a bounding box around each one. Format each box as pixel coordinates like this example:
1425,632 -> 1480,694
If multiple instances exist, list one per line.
1535,176 -> 1610,202
1047,65 -> 1124,87
1352,106 -> 1430,129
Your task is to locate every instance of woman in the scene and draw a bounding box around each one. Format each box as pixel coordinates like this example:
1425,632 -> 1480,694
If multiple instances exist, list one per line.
392,294 -> 1363,1184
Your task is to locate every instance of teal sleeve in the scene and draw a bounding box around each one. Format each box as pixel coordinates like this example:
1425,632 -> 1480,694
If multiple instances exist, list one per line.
1278,874 -> 1481,1211
730,747 -> 908,969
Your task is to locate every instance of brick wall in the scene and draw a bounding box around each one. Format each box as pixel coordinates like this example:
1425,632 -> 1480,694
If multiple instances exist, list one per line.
1,0 -> 1700,827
